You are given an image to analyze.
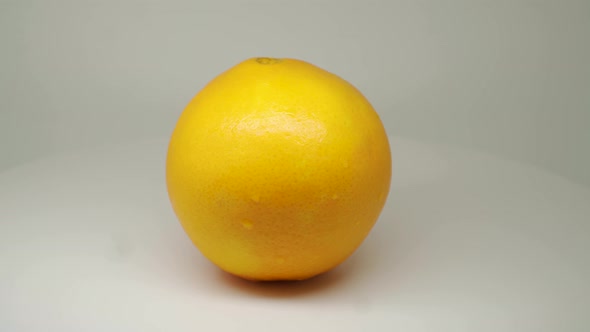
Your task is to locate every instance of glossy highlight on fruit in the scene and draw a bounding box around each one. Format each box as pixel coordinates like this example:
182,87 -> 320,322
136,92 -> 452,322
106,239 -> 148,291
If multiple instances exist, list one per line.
166,57 -> 391,281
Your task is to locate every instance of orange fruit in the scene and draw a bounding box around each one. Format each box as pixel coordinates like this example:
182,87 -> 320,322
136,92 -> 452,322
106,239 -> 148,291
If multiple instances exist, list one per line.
166,57 -> 391,281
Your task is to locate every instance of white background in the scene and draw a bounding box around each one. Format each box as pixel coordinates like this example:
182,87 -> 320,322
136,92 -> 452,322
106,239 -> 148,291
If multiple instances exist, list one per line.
1,1 -> 589,331
1,0 -> 589,184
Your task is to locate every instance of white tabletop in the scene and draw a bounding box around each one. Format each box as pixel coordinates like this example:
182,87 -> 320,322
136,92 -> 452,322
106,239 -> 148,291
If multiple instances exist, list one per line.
1,137 -> 588,331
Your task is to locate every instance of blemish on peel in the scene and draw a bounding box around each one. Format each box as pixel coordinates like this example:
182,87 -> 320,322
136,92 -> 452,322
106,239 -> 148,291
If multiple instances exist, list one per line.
256,57 -> 282,65
332,194 -> 339,200
250,193 -> 260,203
241,220 -> 254,230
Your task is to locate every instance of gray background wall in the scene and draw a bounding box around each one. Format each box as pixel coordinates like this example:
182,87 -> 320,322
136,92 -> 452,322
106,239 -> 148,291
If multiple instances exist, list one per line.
1,0 -> 589,185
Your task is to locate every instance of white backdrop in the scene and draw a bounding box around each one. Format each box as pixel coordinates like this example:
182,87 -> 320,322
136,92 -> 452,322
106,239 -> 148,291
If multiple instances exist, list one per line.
1,0 -> 589,185
2,2 -> 590,330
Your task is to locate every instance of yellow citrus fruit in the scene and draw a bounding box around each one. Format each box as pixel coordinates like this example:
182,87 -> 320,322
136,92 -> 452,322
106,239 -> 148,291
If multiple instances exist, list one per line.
166,57 -> 391,281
